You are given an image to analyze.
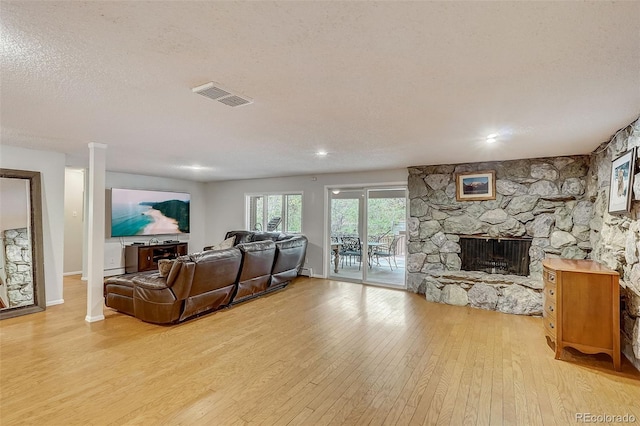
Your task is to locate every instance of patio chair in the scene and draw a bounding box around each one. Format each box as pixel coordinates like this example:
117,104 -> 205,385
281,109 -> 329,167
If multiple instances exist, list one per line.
339,236 -> 362,270
372,235 -> 399,270
266,217 -> 281,231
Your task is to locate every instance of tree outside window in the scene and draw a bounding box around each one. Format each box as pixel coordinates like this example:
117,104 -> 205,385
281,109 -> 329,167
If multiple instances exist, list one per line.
247,193 -> 303,233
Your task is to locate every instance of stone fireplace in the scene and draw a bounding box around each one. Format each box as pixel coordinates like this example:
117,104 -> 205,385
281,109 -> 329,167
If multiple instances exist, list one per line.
406,155 -> 593,317
460,236 -> 531,276
406,117 -> 640,371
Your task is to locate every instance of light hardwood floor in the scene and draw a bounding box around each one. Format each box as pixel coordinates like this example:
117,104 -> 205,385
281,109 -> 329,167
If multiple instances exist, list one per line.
1,275 -> 639,425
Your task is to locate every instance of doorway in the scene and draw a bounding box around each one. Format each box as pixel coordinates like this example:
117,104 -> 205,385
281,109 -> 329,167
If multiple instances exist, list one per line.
63,168 -> 85,276
328,186 -> 407,288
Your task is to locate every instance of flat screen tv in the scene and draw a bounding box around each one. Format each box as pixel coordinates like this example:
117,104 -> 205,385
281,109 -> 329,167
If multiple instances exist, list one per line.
111,188 -> 190,237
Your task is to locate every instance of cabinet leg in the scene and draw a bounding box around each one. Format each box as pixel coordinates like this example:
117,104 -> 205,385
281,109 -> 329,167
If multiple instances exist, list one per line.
613,352 -> 621,371
554,345 -> 562,360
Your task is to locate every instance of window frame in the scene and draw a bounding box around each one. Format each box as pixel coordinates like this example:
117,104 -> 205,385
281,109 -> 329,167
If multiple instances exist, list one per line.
245,191 -> 304,234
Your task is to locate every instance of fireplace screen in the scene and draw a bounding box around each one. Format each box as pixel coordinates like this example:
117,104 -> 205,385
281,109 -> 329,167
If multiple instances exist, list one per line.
460,237 -> 532,276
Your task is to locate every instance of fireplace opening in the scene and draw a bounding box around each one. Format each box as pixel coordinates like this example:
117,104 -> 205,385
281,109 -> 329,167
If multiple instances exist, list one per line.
460,236 -> 532,276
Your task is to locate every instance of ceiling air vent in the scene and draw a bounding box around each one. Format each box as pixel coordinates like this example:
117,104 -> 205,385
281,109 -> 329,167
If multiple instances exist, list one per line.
192,82 -> 253,107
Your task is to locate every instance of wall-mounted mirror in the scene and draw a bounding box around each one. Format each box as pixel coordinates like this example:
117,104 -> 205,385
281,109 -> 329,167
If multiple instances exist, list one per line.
0,169 -> 45,319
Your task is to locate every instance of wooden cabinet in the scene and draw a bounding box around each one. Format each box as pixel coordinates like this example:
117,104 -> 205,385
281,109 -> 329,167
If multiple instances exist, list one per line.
542,258 -> 620,371
125,242 -> 188,273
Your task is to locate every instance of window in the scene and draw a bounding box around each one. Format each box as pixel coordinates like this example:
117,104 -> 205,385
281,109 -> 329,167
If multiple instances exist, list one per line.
246,193 -> 303,233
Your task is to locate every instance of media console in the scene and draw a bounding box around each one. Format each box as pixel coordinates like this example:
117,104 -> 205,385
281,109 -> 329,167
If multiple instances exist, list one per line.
125,242 -> 188,273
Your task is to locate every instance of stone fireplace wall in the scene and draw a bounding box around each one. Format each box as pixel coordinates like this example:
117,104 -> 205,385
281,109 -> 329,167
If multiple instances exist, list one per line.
407,155 -> 592,292
588,118 -> 640,370
407,117 -> 640,370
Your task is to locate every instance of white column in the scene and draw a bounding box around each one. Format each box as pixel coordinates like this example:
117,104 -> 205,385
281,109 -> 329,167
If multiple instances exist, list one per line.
86,143 -> 107,322
81,168 -> 89,281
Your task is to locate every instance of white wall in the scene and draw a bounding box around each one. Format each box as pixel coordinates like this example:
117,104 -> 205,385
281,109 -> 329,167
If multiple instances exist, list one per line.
0,145 -> 66,306
64,169 -> 84,274
205,168 -> 408,276
104,172 -> 207,275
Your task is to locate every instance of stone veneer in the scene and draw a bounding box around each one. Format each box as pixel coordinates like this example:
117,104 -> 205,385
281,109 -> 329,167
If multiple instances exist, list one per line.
407,117 -> 640,370
407,155 -> 592,317
3,227 -> 34,307
588,118 -> 640,371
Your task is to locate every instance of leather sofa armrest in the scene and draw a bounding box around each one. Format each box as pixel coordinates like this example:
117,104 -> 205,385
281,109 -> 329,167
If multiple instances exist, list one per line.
167,261 -> 195,300
132,274 -> 170,290
130,261 -> 195,300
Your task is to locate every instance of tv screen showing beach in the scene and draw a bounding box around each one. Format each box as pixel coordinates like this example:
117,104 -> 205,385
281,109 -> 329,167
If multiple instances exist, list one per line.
111,188 -> 190,237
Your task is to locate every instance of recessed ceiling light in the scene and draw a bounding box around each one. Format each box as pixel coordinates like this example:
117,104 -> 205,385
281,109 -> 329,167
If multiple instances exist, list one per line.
179,165 -> 213,171
486,133 -> 498,143
316,150 -> 328,157
332,189 -> 341,194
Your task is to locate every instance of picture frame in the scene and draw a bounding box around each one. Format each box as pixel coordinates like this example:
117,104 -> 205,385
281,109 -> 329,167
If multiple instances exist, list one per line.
608,147 -> 636,214
455,170 -> 496,201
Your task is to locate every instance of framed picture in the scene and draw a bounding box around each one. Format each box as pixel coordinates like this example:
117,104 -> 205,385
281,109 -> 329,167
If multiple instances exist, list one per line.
455,170 -> 496,201
608,147 -> 636,214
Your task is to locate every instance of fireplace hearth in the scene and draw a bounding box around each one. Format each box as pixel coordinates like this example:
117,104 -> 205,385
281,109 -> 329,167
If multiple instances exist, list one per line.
460,236 -> 532,276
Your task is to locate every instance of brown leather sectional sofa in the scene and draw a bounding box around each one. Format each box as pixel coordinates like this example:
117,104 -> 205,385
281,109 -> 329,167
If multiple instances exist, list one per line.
103,231 -> 308,324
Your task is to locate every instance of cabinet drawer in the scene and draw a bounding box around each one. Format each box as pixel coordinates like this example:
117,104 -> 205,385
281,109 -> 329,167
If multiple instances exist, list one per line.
544,282 -> 557,302
543,268 -> 556,284
543,316 -> 557,338
544,297 -> 557,319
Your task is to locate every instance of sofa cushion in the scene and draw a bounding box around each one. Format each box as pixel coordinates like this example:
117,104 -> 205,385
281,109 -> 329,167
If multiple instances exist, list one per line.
225,230 -> 254,245
271,236 -> 308,287
158,259 -> 174,277
251,232 -> 285,242
234,241 -> 276,302
186,247 -> 243,296
203,236 -> 236,251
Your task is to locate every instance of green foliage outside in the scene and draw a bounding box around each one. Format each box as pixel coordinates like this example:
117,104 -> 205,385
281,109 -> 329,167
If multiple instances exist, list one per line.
286,194 -> 302,233
368,198 -> 406,238
331,197 -> 405,239
267,195 -> 282,230
249,194 -> 302,233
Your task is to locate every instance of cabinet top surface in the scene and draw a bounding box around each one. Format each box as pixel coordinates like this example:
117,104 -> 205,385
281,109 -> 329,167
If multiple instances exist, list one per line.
542,258 -> 619,275
128,242 -> 187,248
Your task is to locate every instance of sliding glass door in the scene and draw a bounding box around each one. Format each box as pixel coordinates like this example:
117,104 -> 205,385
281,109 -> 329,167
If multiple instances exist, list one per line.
328,186 -> 407,288
329,189 -> 364,282
366,188 -> 407,287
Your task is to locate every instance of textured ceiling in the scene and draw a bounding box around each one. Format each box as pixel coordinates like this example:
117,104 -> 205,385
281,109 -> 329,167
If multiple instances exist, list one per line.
1,1 -> 639,182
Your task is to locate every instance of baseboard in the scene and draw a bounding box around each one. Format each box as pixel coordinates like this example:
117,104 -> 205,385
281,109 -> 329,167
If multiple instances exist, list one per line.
47,299 -> 64,307
311,273 -> 324,279
104,268 -> 125,277
81,276 -> 88,281
85,314 -> 105,323
63,271 -> 82,276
